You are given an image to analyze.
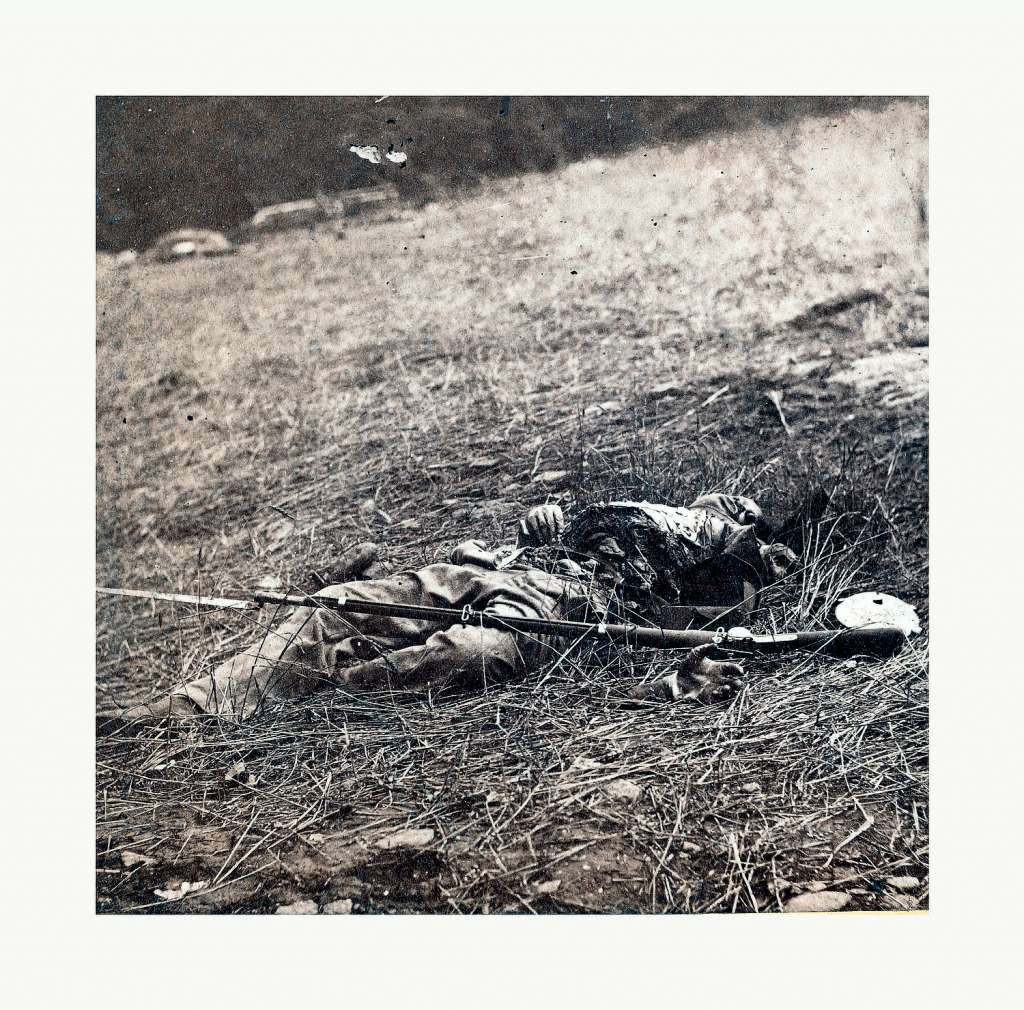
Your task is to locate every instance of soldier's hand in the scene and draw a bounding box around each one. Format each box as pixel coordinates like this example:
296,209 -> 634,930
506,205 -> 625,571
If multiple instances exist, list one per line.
449,539 -> 499,569
677,644 -> 745,703
631,645 -> 745,704
759,542 -> 798,582
520,504 -> 565,545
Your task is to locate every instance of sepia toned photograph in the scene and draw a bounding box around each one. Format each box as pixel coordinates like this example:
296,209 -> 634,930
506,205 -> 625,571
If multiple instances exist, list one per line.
95,95 -> 929,916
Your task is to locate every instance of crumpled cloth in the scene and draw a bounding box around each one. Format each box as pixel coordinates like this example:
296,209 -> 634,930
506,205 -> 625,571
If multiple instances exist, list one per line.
557,496 -> 772,604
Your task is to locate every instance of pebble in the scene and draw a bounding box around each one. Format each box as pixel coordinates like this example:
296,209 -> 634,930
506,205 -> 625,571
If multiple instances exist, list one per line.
885,875 -> 921,892
646,382 -> 684,400
583,400 -> 622,416
603,779 -> 642,803
534,880 -> 561,895
275,899 -> 318,915
225,760 -> 252,785
322,899 -> 353,915
154,880 -> 207,901
375,827 -> 435,850
884,894 -> 921,911
784,891 -> 852,913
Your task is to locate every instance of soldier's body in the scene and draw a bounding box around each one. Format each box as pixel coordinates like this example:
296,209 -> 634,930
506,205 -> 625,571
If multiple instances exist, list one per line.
122,492 -> 803,720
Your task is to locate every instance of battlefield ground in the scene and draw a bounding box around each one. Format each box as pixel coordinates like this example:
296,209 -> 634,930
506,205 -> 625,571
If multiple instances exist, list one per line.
96,99 -> 928,914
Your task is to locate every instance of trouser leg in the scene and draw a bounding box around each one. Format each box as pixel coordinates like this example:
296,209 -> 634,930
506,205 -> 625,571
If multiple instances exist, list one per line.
341,620 -> 537,693
123,572 -> 444,719
122,564 -> 565,717
122,603 -> 336,720
122,565 -> 495,717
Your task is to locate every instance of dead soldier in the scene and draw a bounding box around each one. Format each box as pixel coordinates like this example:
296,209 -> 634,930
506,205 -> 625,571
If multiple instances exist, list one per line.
122,492 -> 813,720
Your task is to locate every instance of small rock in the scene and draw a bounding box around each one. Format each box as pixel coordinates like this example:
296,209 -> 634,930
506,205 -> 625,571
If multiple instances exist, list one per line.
534,880 -> 561,895
154,880 -> 207,901
885,875 -> 921,892
681,841 -> 702,854
570,756 -> 603,771
884,894 -> 920,911
375,827 -> 435,851
322,898 -> 353,915
583,400 -> 622,416
784,890 -> 851,913
603,779 -> 642,803
646,381 -> 684,400
275,899 -> 318,915
349,144 -> 382,164
307,833 -> 325,845
121,850 -> 155,869
533,470 -> 569,484
225,760 -> 253,785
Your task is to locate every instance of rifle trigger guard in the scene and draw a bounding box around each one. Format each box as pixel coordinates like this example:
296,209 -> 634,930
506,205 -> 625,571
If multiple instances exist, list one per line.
460,605 -> 473,624
712,627 -> 726,646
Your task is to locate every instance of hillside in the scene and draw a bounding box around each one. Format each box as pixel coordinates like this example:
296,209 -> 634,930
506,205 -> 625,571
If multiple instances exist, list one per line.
96,99 -> 929,914
96,96 -> 892,251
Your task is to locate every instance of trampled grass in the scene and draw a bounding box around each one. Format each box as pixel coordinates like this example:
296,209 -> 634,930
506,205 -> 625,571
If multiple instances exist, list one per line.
96,99 -> 928,913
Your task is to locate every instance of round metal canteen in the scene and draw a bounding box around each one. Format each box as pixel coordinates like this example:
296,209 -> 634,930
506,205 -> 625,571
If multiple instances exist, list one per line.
834,592 -> 921,635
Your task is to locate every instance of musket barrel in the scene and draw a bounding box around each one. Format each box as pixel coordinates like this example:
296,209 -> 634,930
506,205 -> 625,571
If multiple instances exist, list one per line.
252,592 -> 907,658
98,588 -> 907,659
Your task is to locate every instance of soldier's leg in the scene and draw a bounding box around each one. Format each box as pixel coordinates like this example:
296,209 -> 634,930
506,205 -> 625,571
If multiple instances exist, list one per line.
340,620 -> 538,693
120,565 -> 488,719
122,602 -> 336,720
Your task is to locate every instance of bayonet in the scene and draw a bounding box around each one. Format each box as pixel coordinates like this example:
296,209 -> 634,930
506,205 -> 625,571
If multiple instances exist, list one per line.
96,586 -> 259,611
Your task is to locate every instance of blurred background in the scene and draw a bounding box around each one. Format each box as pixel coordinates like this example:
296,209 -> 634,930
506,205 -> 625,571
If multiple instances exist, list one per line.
96,96 -> 891,251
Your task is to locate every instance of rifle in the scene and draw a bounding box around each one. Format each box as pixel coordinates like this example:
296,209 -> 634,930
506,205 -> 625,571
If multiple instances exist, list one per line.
96,587 -> 907,659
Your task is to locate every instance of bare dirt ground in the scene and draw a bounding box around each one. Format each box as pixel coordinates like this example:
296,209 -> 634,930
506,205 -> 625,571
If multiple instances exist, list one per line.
96,100 -> 928,914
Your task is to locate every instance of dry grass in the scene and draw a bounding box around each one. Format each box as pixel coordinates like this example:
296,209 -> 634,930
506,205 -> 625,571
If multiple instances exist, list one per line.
96,100 -> 928,913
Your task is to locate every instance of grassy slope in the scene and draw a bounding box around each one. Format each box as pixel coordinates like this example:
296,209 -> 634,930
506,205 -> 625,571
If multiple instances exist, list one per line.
96,101 -> 928,914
